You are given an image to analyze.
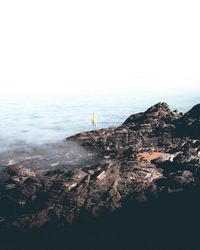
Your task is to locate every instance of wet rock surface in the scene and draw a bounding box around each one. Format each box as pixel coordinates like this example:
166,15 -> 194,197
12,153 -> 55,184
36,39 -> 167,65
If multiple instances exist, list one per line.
1,102 -> 200,250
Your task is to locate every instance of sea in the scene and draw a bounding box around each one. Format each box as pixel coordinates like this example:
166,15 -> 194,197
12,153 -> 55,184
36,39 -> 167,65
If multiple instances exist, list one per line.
0,88 -> 199,171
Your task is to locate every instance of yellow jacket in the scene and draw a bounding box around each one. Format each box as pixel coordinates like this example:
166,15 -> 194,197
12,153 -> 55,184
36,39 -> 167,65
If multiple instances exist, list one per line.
92,113 -> 97,124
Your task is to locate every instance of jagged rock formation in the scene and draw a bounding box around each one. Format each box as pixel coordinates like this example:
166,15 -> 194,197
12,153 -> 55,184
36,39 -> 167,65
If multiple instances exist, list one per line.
69,102 -> 198,157
0,102 -> 200,250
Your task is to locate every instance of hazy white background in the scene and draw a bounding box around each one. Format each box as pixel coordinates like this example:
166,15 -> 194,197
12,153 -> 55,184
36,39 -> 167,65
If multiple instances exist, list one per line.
0,0 -> 200,98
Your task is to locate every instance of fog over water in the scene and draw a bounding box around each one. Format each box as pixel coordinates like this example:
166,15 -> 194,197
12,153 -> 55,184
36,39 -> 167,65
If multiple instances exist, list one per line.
0,89 -> 199,149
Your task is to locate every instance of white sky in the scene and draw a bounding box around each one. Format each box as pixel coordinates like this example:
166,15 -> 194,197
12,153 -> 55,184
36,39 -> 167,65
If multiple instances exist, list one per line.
0,0 -> 200,97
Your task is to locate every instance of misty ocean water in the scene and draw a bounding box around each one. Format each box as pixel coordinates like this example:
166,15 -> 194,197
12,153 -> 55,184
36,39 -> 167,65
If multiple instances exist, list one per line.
0,89 -> 199,170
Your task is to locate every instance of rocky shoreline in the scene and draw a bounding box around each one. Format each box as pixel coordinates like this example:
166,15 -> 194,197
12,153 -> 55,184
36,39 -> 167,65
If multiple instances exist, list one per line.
1,102 -> 200,250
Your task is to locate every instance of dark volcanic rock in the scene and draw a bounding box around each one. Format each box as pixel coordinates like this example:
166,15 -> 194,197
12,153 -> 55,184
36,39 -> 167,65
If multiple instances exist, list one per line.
1,102 -> 200,250
175,104 -> 200,139
187,104 -> 200,118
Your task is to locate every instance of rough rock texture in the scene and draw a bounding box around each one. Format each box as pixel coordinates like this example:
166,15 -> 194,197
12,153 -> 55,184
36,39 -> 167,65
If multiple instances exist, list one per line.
1,102 -> 200,250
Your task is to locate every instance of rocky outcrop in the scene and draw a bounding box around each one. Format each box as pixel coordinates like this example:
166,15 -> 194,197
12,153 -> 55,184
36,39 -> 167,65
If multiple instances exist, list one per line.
1,102 -> 200,250
68,102 -> 194,157
175,103 -> 200,138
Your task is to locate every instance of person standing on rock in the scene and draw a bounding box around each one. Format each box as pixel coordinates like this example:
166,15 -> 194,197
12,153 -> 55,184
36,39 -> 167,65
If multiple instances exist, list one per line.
92,112 -> 97,130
